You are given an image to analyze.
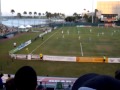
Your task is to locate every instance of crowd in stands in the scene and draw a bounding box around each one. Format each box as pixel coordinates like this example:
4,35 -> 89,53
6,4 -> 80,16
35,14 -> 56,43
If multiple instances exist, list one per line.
0,24 -> 17,36
0,66 -> 120,90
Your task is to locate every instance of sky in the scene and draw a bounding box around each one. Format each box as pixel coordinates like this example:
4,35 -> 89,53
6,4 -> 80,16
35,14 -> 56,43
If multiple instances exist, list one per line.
1,0 -> 120,16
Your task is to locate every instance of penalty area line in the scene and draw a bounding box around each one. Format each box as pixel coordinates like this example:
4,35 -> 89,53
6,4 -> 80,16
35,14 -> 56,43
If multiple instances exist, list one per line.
30,31 -> 58,54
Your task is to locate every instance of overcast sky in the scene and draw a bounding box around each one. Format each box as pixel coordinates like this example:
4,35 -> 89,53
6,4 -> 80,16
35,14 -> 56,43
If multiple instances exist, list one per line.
1,0 -> 120,16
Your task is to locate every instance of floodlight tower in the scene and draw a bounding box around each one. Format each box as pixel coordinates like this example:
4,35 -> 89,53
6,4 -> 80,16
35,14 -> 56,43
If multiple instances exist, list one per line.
0,0 -> 1,24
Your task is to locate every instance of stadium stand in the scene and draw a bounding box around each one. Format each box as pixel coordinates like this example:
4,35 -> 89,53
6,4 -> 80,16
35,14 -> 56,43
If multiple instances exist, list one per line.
0,24 -> 17,38
1,66 -> 120,90
72,73 -> 120,90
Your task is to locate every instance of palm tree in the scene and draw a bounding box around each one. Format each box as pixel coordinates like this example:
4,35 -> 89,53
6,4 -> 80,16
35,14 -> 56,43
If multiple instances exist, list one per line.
61,13 -> 65,19
34,12 -> 37,18
11,9 -> 15,27
17,13 -> 22,18
17,13 -> 21,27
84,9 -> 86,12
83,9 -> 86,16
29,12 -> 32,18
73,12 -> 78,17
42,13 -> 45,18
87,10 -> 90,17
38,13 -> 41,26
38,13 -> 41,18
23,11 -> 27,26
34,12 -> 37,27
83,14 -> 89,22
45,11 -> 48,18
29,12 -> 32,25
54,13 -> 57,18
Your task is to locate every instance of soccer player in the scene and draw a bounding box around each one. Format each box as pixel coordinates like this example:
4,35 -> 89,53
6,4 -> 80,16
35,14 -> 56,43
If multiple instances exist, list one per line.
39,53 -> 43,61
13,42 -> 16,47
103,55 -> 106,63
41,37 -> 43,41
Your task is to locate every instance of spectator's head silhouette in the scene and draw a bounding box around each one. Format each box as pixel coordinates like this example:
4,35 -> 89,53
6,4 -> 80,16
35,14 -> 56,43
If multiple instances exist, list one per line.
5,78 -> 16,90
115,69 -> 120,80
72,73 -> 120,90
0,73 -> 3,77
8,74 -> 11,78
14,66 -> 37,90
40,81 -> 42,85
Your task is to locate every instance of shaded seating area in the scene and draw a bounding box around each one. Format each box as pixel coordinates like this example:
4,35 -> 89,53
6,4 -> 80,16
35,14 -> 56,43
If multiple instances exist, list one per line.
0,24 -> 17,36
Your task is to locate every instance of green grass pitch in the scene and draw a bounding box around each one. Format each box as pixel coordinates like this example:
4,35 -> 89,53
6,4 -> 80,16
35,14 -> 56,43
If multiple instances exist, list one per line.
18,26 -> 120,57
0,26 -> 120,77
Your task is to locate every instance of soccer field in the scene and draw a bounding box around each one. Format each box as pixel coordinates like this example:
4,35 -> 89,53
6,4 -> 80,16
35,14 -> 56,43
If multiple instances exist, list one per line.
17,26 -> 120,57
1,26 -> 120,77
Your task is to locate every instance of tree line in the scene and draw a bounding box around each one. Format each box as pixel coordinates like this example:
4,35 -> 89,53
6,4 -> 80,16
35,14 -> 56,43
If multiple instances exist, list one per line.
10,9 -> 99,23
10,9 -> 65,19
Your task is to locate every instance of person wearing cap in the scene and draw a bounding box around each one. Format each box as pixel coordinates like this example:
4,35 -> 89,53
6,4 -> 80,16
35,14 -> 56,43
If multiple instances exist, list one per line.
0,73 -> 3,89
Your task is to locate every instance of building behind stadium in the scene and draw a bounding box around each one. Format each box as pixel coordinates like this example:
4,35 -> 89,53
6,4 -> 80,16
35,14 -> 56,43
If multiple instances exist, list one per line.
96,1 -> 120,26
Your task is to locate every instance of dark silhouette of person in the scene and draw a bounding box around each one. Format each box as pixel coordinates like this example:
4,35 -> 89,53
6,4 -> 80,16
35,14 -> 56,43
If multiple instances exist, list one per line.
72,73 -> 98,90
115,69 -> 120,80
72,73 -> 120,90
37,82 -> 45,90
5,78 -> 16,90
0,73 -> 3,89
14,66 -> 37,90
65,84 -> 71,90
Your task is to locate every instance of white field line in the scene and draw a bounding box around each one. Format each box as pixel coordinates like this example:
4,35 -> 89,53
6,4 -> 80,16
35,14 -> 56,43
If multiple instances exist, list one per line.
30,28 -> 62,54
80,42 -> 84,56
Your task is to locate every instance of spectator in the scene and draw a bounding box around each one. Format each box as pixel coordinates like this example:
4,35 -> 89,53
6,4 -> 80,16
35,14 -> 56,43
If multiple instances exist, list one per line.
14,66 -> 37,90
37,82 -> 45,90
0,73 -> 3,89
6,74 -> 12,82
65,84 -> 71,90
72,73 -> 120,90
115,69 -> 120,80
5,74 -> 15,90
5,78 -> 16,90
55,82 -> 64,90
72,73 -> 98,90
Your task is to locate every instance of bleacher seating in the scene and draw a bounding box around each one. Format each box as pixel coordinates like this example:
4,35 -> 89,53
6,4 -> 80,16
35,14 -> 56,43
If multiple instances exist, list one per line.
0,24 -> 17,37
